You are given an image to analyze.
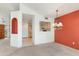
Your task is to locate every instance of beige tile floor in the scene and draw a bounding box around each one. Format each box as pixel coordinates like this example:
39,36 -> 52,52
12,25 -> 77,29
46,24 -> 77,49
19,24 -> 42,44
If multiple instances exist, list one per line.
0,39 -> 18,56
10,43 -> 79,56
0,39 -> 79,56
22,37 -> 33,47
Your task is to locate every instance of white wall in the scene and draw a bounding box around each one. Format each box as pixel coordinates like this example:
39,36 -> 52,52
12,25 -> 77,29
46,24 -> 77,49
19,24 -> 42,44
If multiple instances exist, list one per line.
0,4 -> 19,39
22,22 -> 28,37
10,3 -> 40,47
22,14 -> 32,38
34,16 -> 54,45
20,4 -> 54,45
20,4 -> 41,44
10,11 -> 22,47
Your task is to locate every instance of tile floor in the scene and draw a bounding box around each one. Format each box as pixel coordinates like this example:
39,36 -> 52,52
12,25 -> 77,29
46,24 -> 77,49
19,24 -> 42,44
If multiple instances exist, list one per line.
0,39 -> 79,56
22,37 -> 33,47
10,43 -> 79,56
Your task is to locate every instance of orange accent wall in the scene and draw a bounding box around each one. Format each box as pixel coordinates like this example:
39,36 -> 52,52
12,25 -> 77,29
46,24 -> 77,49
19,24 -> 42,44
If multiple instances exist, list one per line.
55,10 -> 79,50
12,18 -> 18,34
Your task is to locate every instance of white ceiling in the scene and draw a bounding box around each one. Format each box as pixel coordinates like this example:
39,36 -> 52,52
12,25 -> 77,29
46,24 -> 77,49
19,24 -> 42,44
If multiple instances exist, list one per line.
0,3 -> 19,12
0,3 -> 79,17
25,3 -> 64,16
25,3 -> 79,17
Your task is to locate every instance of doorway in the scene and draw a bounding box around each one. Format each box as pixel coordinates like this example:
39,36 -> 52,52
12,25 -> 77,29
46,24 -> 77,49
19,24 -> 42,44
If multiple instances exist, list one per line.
22,14 -> 33,47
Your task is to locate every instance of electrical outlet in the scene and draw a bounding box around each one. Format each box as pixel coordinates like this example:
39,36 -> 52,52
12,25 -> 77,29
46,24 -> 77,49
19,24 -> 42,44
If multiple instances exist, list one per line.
72,42 -> 75,45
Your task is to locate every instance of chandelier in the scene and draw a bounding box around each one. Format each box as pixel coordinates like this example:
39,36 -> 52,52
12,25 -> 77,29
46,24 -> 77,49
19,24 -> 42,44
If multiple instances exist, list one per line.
54,9 -> 63,29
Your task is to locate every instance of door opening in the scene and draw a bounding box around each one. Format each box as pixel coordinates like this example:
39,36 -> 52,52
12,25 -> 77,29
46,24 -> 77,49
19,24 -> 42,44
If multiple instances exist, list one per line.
22,14 -> 33,47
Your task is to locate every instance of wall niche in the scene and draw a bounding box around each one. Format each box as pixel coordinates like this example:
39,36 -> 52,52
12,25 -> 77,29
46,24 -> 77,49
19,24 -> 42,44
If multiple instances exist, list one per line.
12,18 -> 18,34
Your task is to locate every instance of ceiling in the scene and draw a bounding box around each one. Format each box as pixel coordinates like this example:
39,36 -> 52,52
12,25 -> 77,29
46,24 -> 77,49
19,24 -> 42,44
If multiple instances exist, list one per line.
25,3 -> 79,17
0,3 -> 79,17
0,3 -> 19,12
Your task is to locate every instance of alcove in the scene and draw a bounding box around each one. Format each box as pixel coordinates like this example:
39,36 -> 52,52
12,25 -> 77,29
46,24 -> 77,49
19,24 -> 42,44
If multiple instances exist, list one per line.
12,18 -> 18,34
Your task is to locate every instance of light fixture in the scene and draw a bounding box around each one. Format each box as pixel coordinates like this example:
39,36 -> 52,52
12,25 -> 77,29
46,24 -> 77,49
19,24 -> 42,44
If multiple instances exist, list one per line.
54,9 -> 63,29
